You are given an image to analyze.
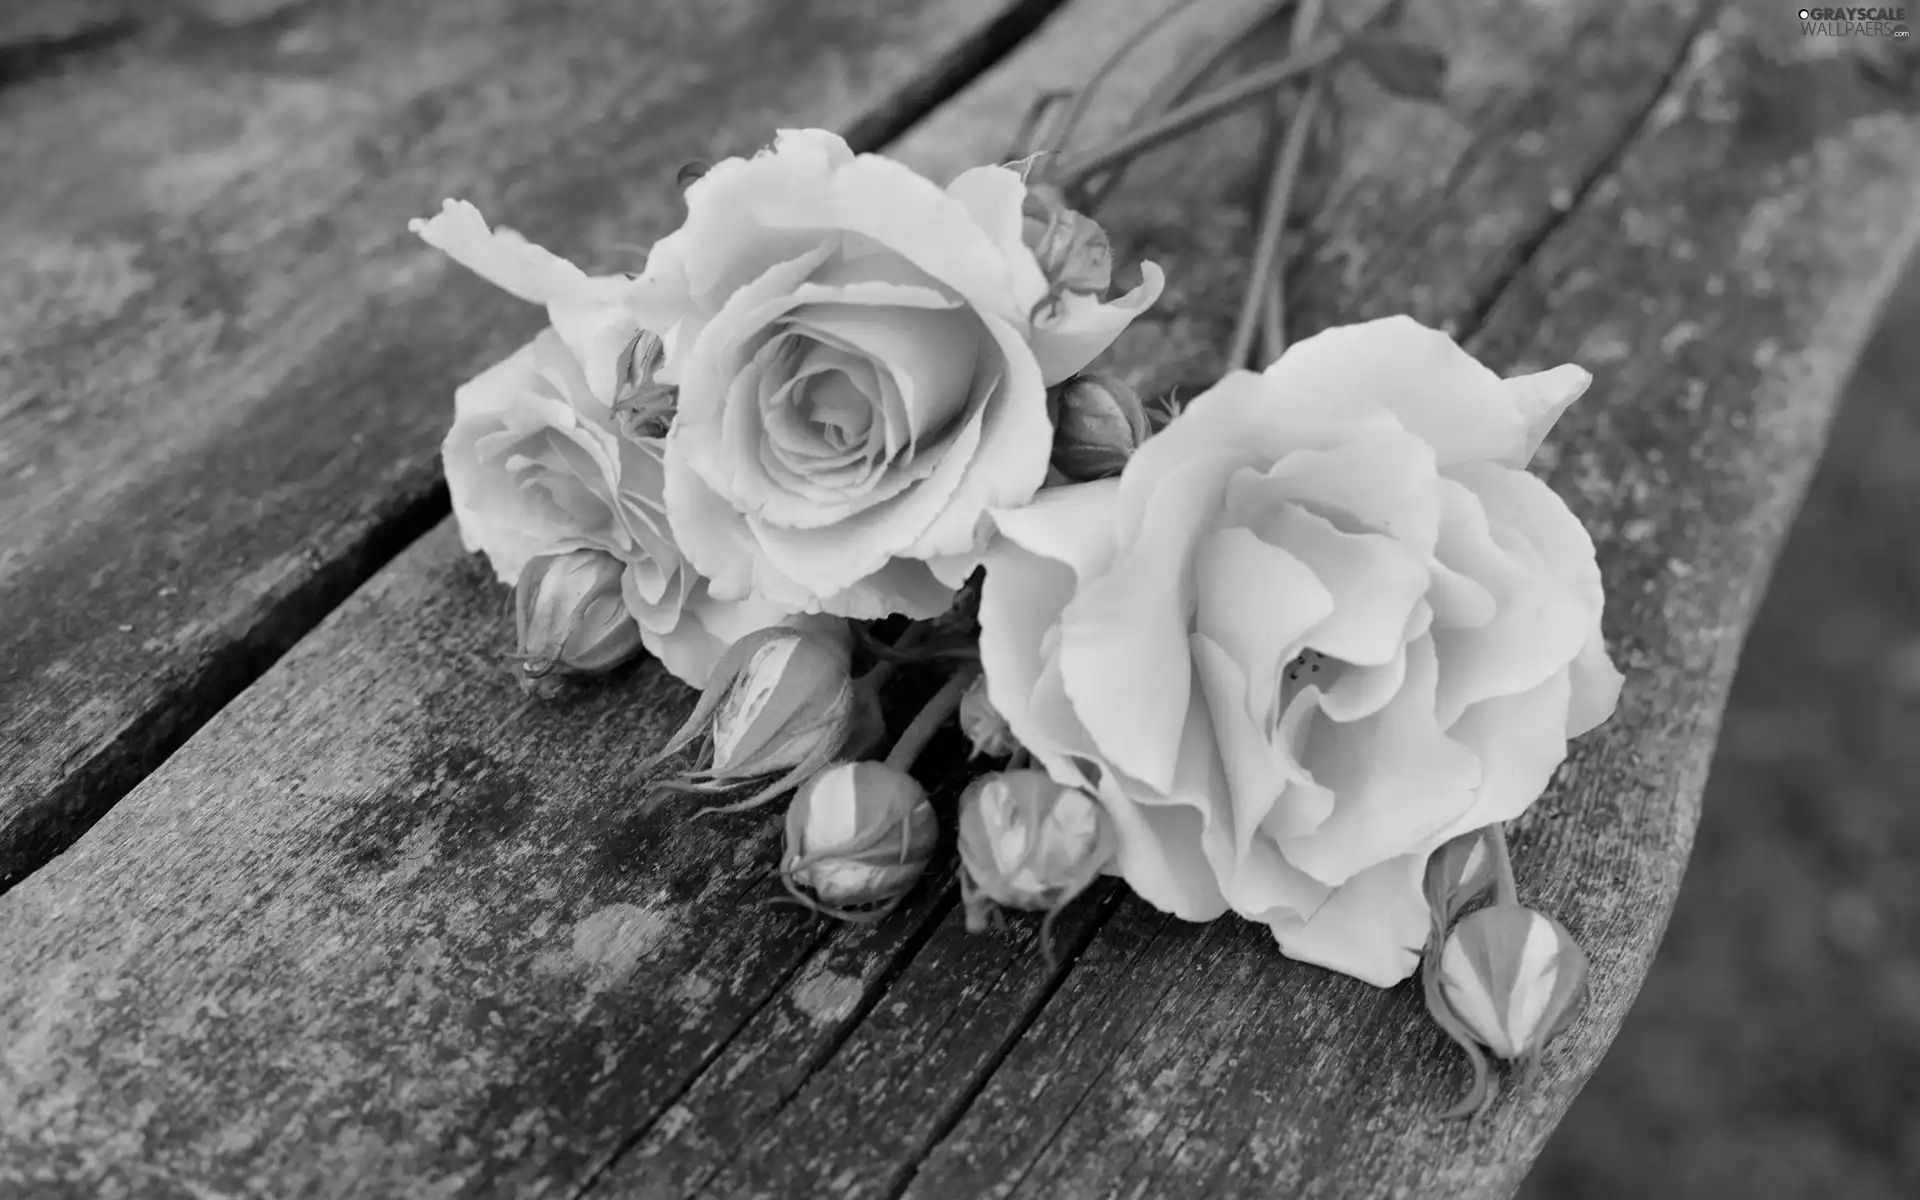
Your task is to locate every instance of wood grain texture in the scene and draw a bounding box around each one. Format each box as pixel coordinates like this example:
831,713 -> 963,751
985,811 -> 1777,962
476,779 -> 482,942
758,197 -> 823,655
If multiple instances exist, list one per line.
0,0 -> 1059,889
892,5 -> 1920,1200
2,2 -> 1915,1200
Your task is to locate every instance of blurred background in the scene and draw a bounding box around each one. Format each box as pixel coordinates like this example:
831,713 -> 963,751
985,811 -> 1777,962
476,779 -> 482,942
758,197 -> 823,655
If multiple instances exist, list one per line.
1522,256 -> 1920,1198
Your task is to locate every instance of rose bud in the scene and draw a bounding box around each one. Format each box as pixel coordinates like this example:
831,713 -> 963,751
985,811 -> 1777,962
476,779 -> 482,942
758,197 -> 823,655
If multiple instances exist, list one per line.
1427,904 -> 1592,1118
611,328 -> 677,440
1046,372 -> 1151,482
510,549 -> 644,698
1423,828 -> 1497,931
1021,183 -> 1114,324
956,770 -> 1116,966
634,623 -> 862,812
780,762 -> 939,921
957,676 -> 1018,760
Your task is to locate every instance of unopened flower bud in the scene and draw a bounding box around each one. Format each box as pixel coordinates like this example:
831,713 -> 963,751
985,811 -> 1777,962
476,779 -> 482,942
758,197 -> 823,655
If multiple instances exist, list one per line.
1022,183 -> 1113,324
1426,904 -> 1591,1118
1424,828 -> 1497,930
1046,373 -> 1151,482
957,676 -> 1018,759
634,623 -> 861,813
712,630 -> 854,774
612,329 -> 677,440
957,771 -> 1115,963
511,549 -> 644,698
781,762 -> 938,920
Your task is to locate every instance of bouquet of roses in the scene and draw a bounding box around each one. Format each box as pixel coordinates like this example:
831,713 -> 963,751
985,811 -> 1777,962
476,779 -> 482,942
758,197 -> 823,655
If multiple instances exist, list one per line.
409,2 -> 1622,1120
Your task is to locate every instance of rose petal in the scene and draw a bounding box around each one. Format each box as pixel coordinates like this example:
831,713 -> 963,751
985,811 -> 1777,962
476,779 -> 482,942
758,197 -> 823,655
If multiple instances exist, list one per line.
1262,506 -> 1429,667
898,310 -> 1052,561
1226,430 -> 1442,558
1117,370 -> 1403,536
754,147 -> 1025,321
1058,454 -> 1241,794
411,200 -> 639,403
790,301 -> 981,446
1262,316 -> 1535,467
666,129 -> 853,313
1192,524 -> 1335,696
943,165 -> 1050,307
1027,261 -> 1167,385
1565,615 -> 1625,737
661,447 -> 766,602
987,477 -> 1122,582
1279,635 -> 1482,885
803,556 -> 955,620
1500,363 -> 1591,468
410,199 -> 591,308
1430,670 -> 1573,843
1096,785 -> 1231,922
1266,853 -> 1431,986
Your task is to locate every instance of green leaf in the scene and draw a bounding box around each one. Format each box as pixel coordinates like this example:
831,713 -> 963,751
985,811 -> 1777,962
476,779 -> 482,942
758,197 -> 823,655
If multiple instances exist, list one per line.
1351,36 -> 1448,102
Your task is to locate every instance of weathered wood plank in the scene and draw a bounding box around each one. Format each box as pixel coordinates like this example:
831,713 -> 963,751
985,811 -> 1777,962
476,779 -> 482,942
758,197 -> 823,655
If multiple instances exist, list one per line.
0,0 -> 1059,889
891,7 -> 1920,1200
4,2 -> 1914,1200
0,2 -> 1735,1198
591,1 -> 1720,1195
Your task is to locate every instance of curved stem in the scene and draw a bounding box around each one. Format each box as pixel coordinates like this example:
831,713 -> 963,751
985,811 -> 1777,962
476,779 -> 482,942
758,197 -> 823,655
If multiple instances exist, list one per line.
1485,822 -> 1520,909
1227,0 -> 1325,370
1043,0 -> 1199,177
1080,0 -> 1301,212
854,620 -> 935,690
883,670 -> 976,772
1054,34 -> 1347,190
1225,80 -> 1322,370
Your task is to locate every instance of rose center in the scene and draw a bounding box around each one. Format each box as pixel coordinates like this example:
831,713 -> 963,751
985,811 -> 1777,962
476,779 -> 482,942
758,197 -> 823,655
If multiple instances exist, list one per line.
1278,648 -> 1348,714
802,369 -> 875,452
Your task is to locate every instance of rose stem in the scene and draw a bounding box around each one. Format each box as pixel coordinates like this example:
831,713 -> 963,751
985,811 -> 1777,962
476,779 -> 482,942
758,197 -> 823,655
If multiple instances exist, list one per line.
1054,34 -> 1347,190
1225,0 -> 1325,370
1039,0 -> 1195,181
884,669 -> 977,772
1079,0 -> 1302,214
1056,0 -> 1403,194
1485,822 -> 1521,909
855,620 -> 934,691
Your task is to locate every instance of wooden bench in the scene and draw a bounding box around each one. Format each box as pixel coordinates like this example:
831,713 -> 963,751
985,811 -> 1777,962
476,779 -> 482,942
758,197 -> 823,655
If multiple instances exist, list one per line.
2,0 -> 1916,1195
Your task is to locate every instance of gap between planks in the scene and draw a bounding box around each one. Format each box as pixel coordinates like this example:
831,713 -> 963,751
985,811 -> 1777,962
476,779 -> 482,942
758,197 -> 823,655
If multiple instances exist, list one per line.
0,0 -> 1070,896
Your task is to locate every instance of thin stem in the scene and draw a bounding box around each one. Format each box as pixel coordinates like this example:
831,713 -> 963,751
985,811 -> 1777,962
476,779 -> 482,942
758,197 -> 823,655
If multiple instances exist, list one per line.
854,621 -> 934,690
1225,80 -> 1322,370
1259,272 -> 1287,364
1228,0 -> 1325,370
1080,0 -> 1302,212
883,670 -> 976,772
1485,823 -> 1520,909
1043,0 -> 1199,176
1054,34 -> 1348,190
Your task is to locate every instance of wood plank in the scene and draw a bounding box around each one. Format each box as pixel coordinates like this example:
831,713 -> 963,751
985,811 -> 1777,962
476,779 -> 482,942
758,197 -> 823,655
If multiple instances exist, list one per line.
592,2 -> 1728,1195
891,7 -> 1920,1200
0,0 -> 1060,889
4,2 -> 1915,1199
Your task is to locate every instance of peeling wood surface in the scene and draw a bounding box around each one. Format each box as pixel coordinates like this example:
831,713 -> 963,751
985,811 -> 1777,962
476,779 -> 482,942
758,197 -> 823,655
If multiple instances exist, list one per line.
0,0 -> 1057,889
2,1 -> 1918,1199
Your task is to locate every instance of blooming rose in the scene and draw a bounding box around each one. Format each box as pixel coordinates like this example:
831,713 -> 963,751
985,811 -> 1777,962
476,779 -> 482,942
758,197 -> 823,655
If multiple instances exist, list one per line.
416,203 -> 789,686
971,317 -> 1624,986
623,129 -> 1164,620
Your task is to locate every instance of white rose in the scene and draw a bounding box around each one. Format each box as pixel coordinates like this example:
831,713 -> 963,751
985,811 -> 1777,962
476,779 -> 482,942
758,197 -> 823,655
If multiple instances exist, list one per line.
415,203 -> 787,686
624,128 -> 1164,619
972,316 -> 1624,986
